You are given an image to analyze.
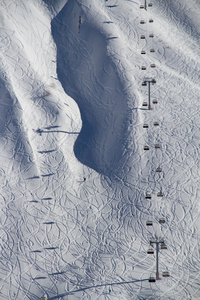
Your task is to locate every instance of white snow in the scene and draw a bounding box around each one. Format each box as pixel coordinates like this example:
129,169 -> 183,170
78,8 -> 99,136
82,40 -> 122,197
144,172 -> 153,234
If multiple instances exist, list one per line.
0,0 -> 200,299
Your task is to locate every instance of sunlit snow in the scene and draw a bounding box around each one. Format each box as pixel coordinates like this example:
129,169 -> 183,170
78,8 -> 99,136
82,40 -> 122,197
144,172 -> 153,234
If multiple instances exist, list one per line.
0,0 -> 200,299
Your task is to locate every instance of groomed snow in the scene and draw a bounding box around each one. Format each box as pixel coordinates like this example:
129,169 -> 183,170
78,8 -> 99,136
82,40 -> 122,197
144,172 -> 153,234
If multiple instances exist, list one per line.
0,0 -> 200,299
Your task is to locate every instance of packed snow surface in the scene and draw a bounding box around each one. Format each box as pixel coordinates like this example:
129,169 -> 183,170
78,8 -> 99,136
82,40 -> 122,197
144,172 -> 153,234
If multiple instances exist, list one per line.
0,0 -> 200,299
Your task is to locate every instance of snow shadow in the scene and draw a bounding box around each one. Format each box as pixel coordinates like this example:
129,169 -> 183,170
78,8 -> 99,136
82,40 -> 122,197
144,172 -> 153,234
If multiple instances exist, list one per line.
51,0 -> 128,177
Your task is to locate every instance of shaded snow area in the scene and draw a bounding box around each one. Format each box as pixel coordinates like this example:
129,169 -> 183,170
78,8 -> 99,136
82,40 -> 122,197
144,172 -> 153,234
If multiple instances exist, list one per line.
0,0 -> 200,298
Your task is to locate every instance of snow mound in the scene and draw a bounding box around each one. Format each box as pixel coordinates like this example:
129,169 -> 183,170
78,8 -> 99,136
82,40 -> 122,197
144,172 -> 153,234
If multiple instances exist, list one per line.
0,0 -> 199,299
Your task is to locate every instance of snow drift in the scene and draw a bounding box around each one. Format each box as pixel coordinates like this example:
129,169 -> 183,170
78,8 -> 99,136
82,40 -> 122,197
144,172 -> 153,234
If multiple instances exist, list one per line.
0,0 -> 200,299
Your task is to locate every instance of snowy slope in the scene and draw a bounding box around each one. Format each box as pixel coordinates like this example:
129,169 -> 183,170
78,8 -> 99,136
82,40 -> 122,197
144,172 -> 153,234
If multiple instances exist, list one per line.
0,0 -> 200,299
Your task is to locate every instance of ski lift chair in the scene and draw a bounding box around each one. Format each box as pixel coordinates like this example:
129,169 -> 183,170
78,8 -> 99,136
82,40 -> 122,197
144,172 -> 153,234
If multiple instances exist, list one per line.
157,191 -> 163,197
147,248 -> 154,254
161,243 -> 167,250
149,276 -> 156,282
144,146 -> 150,150
145,193 -> 151,199
146,220 -> 153,226
162,271 -> 170,277
155,144 -> 160,149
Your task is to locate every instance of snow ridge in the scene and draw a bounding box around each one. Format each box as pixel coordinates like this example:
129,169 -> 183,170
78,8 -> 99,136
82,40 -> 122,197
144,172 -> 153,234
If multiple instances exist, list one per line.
0,0 -> 199,299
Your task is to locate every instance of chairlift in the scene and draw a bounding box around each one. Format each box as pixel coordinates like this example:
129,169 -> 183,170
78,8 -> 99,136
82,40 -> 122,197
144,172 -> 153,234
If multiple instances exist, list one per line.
149,276 -> 156,282
142,102 -> 148,106
145,193 -> 151,199
151,78 -> 156,84
150,48 -> 155,53
152,99 -> 158,104
153,121 -> 159,126
140,35 -> 145,39
162,271 -> 170,277
155,144 -> 160,149
156,167 -> 162,172
161,243 -> 167,250
146,220 -> 153,226
151,64 -> 156,68
147,248 -> 154,254
140,5 -> 145,9
144,146 -> 150,150
143,124 -> 149,128
140,20 -> 145,24
141,50 -> 146,54
141,66 -> 146,70
159,218 -> 165,224
148,3 -> 153,7
149,19 -> 154,23
157,191 -> 163,197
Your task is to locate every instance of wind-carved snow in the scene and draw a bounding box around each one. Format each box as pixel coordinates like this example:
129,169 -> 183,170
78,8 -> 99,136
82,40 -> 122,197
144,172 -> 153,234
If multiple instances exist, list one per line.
0,0 -> 200,299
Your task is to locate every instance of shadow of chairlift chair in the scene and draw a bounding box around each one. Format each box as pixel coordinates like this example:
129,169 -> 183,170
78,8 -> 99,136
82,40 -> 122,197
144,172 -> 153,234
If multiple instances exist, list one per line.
150,48 -> 155,53
140,20 -> 146,24
141,50 -> 146,54
149,18 -> 153,23
153,121 -> 159,126
143,124 -> 149,128
142,102 -> 148,107
151,63 -> 156,68
149,33 -> 154,38
156,167 -> 162,172
141,66 -> 146,70
152,99 -> 158,104
144,145 -> 150,150
140,35 -> 145,39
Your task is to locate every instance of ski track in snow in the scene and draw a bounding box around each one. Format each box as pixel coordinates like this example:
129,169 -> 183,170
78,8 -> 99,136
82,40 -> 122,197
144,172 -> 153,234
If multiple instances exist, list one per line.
0,0 -> 199,299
